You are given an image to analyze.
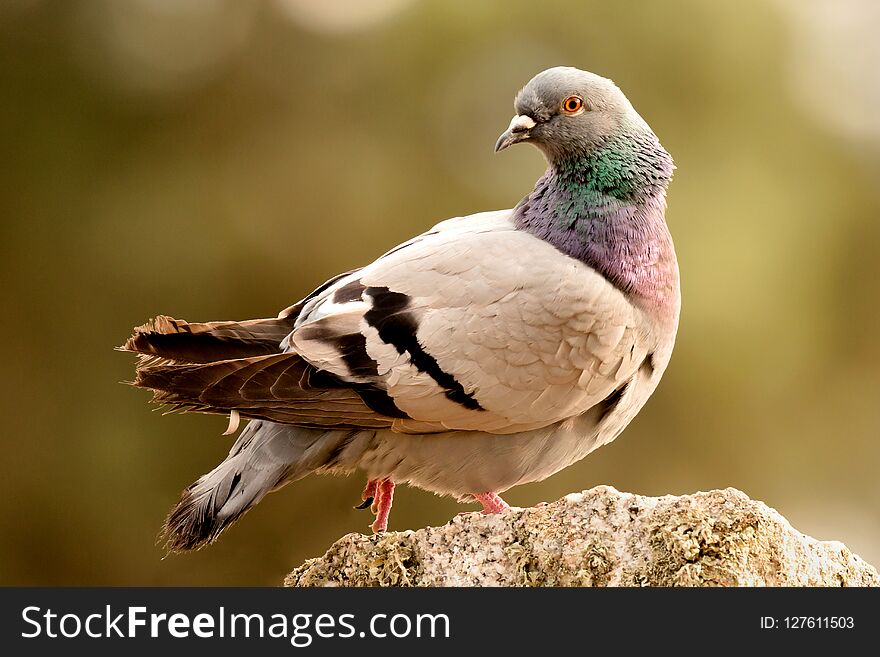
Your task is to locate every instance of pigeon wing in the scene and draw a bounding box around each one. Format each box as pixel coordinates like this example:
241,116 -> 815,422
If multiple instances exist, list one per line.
289,210 -> 655,434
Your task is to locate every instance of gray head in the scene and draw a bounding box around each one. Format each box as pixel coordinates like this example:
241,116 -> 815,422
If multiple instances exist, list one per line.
495,67 -> 647,163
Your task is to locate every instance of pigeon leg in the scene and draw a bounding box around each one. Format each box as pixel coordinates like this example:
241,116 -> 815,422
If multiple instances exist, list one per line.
355,479 -> 378,510
370,479 -> 395,533
472,492 -> 510,514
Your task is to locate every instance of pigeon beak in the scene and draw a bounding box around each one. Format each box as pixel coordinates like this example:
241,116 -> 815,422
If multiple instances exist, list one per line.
494,114 -> 536,152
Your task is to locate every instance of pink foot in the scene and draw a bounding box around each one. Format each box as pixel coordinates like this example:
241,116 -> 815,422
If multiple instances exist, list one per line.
355,479 -> 378,510
370,479 -> 395,533
472,492 -> 510,514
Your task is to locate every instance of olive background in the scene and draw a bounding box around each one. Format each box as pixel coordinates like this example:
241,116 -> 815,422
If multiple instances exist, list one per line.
1,0 -> 878,585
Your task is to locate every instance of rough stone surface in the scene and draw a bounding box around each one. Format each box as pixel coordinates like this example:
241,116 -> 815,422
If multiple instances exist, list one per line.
284,486 -> 879,587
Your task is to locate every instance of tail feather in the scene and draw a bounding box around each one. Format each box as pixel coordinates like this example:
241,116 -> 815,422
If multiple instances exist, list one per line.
161,420 -> 359,552
136,353 -> 304,407
120,314 -> 297,365
120,269 -> 360,366
132,353 -> 392,429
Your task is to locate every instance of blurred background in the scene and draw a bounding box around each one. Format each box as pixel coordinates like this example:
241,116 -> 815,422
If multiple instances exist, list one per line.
1,0 -> 878,585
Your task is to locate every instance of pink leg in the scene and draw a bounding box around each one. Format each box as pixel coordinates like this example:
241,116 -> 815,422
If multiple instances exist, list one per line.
472,492 -> 510,514
370,479 -> 395,533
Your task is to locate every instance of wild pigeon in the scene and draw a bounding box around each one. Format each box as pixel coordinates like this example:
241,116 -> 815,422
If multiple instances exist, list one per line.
121,67 -> 680,552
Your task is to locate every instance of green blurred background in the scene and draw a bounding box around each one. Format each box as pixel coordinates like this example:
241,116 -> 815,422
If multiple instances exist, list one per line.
1,0 -> 878,585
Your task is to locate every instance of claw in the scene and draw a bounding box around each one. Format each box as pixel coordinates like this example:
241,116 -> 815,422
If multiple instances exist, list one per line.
354,496 -> 374,510
357,480 -> 378,510
222,409 -> 240,435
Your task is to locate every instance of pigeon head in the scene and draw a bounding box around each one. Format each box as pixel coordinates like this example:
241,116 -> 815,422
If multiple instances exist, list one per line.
495,66 -> 645,164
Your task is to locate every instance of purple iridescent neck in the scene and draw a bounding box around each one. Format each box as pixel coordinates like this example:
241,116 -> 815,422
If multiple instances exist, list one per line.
512,131 -> 679,319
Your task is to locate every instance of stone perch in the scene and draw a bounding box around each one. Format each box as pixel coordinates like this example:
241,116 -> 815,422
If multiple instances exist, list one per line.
285,486 -> 879,587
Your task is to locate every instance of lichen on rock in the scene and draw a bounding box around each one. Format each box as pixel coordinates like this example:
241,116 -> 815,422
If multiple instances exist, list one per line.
284,486 -> 879,587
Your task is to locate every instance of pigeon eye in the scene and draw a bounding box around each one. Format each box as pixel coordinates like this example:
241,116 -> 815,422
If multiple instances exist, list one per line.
562,96 -> 584,114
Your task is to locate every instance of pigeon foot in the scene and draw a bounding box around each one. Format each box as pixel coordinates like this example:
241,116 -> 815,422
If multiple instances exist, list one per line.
369,479 -> 395,533
472,492 -> 510,514
355,479 -> 378,510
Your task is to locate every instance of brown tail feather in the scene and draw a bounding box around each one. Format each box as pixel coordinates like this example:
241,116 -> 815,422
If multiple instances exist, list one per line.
137,353 -> 309,406
120,314 -> 297,364
134,353 -> 394,430
118,270 -> 364,365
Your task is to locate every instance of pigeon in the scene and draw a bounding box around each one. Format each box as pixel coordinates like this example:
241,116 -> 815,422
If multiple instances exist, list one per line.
121,66 -> 679,552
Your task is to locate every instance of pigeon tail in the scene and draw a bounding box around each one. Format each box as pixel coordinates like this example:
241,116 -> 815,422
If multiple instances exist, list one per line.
119,270 -> 361,368
161,420 -> 362,552
130,352 -> 396,430
119,314 -> 298,366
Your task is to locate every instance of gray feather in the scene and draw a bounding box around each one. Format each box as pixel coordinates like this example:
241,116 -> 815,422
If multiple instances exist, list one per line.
161,421 -> 363,552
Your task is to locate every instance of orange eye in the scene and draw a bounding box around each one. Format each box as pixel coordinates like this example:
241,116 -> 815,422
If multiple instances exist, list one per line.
562,96 -> 584,114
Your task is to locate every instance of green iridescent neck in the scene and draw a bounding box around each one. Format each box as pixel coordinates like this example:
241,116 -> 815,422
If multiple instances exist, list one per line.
553,128 -> 674,204
512,126 -> 678,315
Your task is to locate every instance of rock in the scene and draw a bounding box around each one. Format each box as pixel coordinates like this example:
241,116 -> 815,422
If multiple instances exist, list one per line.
284,486 -> 879,587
